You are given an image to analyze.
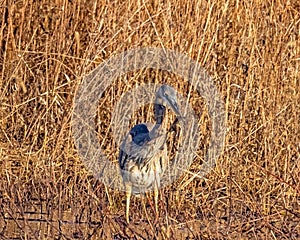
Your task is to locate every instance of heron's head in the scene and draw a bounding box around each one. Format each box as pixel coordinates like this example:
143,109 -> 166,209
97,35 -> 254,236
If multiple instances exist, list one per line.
156,85 -> 181,117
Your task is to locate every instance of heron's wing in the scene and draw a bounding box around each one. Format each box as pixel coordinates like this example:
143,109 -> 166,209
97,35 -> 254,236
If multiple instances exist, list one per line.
118,133 -> 147,170
118,133 -> 133,170
118,124 -> 167,170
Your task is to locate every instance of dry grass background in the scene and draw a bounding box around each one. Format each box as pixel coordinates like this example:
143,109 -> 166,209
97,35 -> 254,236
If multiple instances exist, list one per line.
0,0 -> 299,239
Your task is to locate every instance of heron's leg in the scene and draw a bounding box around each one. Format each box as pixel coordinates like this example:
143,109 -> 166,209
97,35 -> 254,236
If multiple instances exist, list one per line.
125,183 -> 132,223
154,181 -> 160,223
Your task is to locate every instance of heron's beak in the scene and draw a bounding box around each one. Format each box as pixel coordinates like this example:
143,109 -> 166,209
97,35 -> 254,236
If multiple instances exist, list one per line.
168,99 -> 182,118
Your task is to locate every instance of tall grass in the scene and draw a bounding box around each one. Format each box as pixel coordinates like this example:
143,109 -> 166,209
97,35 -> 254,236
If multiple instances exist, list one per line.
0,0 -> 299,238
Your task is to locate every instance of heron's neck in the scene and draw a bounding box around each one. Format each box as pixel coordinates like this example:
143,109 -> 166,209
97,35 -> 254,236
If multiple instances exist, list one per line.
147,103 -> 165,139
154,103 -> 165,125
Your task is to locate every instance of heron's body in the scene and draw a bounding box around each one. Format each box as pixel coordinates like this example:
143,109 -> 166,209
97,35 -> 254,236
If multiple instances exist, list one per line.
119,123 -> 167,194
118,85 -> 181,223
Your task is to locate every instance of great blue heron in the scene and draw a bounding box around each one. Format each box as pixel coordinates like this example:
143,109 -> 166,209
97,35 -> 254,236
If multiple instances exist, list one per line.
118,85 -> 181,223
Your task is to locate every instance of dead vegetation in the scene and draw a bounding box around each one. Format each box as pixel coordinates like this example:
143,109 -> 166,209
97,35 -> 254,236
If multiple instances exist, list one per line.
0,0 -> 299,239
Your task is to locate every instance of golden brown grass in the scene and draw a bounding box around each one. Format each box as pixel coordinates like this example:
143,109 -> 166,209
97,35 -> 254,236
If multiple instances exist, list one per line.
0,0 -> 299,239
